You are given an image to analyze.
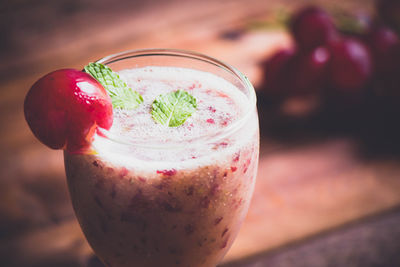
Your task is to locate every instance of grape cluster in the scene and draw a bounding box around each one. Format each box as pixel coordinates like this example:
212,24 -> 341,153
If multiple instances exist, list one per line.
260,0 -> 400,115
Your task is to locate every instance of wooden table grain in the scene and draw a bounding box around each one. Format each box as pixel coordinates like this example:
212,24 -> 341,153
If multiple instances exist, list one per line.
2,0 -> 399,266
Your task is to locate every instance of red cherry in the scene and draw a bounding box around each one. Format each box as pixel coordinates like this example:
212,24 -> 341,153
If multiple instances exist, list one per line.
288,46 -> 331,96
260,47 -> 296,98
328,37 -> 373,93
290,6 -> 338,51
24,69 -> 113,153
365,25 -> 399,74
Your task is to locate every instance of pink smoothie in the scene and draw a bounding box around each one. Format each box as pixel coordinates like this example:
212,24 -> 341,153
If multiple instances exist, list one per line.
64,66 -> 259,267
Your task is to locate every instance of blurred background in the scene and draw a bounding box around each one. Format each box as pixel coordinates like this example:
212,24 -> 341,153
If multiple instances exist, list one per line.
1,0 -> 400,266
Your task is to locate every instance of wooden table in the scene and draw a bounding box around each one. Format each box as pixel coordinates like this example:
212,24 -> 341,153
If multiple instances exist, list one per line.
1,0 -> 400,266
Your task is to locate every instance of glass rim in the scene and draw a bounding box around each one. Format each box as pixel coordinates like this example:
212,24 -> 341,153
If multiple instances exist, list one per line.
94,48 -> 257,150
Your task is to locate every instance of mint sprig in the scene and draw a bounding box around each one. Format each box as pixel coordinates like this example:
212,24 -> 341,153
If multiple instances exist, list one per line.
151,90 -> 197,127
84,62 -> 143,109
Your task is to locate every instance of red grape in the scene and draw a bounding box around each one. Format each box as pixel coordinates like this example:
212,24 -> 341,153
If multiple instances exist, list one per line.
328,37 -> 373,93
290,6 -> 338,51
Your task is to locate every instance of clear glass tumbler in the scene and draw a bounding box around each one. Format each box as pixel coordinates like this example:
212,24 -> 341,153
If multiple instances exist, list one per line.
64,49 -> 259,267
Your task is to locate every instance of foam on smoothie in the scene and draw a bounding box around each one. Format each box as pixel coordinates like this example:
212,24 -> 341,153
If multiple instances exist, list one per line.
91,66 -> 255,169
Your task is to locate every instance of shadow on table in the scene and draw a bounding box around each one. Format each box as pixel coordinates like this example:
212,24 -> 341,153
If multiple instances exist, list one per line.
221,207 -> 400,267
256,90 -> 400,161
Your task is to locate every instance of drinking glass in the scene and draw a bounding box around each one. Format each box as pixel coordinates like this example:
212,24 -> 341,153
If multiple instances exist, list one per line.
64,49 -> 259,267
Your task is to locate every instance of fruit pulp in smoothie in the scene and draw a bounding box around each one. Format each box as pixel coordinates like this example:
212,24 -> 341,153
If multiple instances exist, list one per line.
64,66 -> 259,267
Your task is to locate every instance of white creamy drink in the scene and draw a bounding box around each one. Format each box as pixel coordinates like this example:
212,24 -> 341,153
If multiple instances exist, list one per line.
64,65 -> 259,267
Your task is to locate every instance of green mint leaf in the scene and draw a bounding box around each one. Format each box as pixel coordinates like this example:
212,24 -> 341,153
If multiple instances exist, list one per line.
84,62 -> 143,109
151,90 -> 197,127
